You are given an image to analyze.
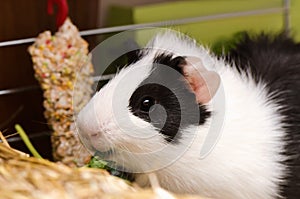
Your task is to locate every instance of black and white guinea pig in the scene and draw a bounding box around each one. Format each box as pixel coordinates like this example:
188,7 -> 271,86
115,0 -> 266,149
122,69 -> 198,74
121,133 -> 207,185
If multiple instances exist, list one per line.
76,30 -> 300,199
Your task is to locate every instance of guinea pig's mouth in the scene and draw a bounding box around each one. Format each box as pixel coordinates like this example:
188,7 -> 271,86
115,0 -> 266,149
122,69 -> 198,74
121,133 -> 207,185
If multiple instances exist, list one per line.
92,150 -> 135,182
94,149 -> 114,158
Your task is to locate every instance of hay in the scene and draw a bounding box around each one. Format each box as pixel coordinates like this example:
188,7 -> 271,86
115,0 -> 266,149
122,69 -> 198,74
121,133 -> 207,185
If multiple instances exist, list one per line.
0,131 -> 208,199
0,142 -> 131,198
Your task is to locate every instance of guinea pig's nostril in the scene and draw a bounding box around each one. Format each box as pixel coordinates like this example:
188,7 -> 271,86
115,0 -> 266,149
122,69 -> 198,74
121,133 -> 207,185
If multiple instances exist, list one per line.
90,133 -> 99,137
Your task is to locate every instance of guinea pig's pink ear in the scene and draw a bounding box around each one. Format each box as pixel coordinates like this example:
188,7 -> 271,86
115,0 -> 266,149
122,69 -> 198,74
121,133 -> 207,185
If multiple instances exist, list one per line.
180,57 -> 220,104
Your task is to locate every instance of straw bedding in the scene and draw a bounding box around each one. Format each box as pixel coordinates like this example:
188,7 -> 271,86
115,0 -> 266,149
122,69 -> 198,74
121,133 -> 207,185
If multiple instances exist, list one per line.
0,131 -> 207,199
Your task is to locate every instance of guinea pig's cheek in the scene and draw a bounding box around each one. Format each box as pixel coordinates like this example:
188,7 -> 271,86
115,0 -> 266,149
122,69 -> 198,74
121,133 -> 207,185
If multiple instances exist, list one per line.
127,114 -> 159,139
129,114 -> 151,129
89,137 -> 104,151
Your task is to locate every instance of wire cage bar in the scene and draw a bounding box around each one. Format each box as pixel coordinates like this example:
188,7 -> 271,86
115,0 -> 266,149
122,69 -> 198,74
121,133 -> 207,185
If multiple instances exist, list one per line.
0,0 -> 291,96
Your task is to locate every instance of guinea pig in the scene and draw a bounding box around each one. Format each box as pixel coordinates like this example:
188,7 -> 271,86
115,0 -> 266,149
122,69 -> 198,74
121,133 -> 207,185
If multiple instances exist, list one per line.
76,30 -> 300,199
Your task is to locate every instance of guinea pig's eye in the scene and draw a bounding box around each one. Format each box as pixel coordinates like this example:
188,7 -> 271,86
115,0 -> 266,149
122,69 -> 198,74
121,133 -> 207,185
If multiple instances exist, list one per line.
140,96 -> 156,112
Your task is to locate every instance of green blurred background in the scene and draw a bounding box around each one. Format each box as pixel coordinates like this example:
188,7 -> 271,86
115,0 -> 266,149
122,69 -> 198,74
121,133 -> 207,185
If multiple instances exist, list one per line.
107,0 -> 300,45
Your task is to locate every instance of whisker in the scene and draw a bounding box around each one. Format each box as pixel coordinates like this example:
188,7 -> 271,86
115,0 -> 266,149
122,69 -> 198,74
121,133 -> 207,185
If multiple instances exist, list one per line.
0,106 -> 24,130
1,128 -> 9,134
30,120 -> 52,125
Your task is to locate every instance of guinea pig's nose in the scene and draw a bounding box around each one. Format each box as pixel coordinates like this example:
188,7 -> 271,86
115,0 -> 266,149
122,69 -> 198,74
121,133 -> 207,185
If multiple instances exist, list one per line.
76,113 -> 101,137
77,119 -> 102,138
87,131 -> 103,140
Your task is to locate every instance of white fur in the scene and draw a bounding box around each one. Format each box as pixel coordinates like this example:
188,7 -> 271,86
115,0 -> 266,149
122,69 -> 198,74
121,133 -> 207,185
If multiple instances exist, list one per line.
77,30 -> 287,199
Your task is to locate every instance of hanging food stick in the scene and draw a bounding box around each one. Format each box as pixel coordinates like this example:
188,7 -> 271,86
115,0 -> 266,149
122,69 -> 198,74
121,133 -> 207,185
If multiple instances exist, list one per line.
28,18 -> 94,167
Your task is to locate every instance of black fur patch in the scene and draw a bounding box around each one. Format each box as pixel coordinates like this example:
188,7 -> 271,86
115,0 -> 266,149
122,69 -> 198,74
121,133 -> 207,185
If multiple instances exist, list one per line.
96,49 -> 146,91
153,53 -> 186,74
226,32 -> 300,198
129,53 -> 211,142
